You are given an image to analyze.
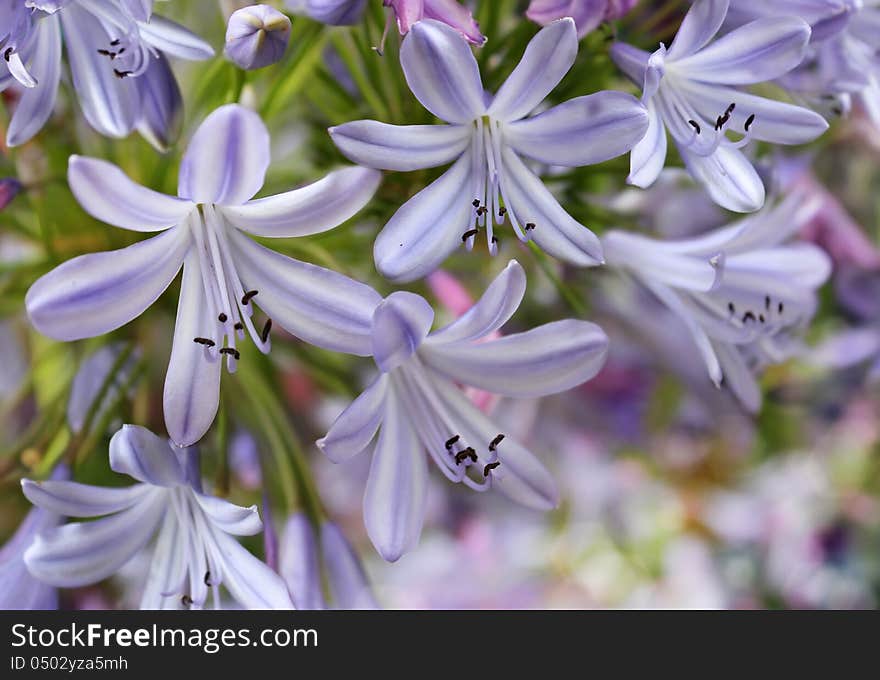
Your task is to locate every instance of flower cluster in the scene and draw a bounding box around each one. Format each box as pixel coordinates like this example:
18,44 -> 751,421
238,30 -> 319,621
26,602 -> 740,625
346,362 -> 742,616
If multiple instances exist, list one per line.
0,0 -> 874,611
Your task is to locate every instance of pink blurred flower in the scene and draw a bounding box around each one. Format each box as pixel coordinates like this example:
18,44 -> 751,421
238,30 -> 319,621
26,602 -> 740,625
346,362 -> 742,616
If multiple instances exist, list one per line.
526,0 -> 636,38
385,0 -> 485,45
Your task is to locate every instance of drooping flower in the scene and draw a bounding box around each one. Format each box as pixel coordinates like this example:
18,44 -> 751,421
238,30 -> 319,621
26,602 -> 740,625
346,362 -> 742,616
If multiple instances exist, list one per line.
526,0 -> 637,38
331,18 -> 649,282
0,0 -> 214,148
318,260 -> 609,560
610,0 -> 829,212
603,189 -> 832,412
291,0 -> 485,44
279,513 -> 377,608
25,104 -> 382,447
728,0 -> 880,128
225,4 -> 291,70
22,425 -> 294,610
0,466 -> 68,610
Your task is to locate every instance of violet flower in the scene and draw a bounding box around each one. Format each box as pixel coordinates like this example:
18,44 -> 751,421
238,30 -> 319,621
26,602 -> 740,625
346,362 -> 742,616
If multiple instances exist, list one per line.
331,18 -> 649,281
526,0 -> 637,39
603,189 -> 832,412
728,0 -> 880,128
22,425 -> 294,609
318,260 -> 609,560
0,0 -> 214,148
610,0 -> 828,212
225,4 -> 291,70
25,104 -> 382,447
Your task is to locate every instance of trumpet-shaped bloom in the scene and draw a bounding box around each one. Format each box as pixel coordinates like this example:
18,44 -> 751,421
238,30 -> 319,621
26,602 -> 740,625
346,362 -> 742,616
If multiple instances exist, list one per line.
25,104 -> 382,447
729,0 -> 880,128
318,260 -> 609,560
526,0 -> 637,38
225,4 -> 291,70
0,0 -> 213,148
293,0 -> 485,44
603,189 -> 832,412
331,18 -> 649,282
22,425 -> 293,610
610,0 -> 829,213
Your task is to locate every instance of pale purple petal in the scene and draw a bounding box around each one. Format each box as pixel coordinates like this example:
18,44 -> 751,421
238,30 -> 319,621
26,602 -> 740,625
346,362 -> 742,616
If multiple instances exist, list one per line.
7,15 -> 61,147
526,0 -> 607,39
374,153 -> 473,282
0,503 -> 59,610
317,373 -> 388,463
229,229 -> 382,355
138,14 -> 215,61
178,104 -> 270,206
194,494 -> 262,536
371,292 -> 434,372
628,99 -> 667,188
21,478 -> 152,517
421,319 -> 609,397
321,522 -> 378,609
681,145 -> 765,213
488,18 -> 578,122
207,529 -> 294,609
68,155 -> 194,232
60,3 -> 140,138
505,91 -> 649,167
363,387 -> 427,562
610,41 -> 649,84
673,17 -> 811,85
500,147 -> 604,266
25,227 -> 189,341
136,53 -> 183,152
108,425 -> 187,487
221,166 -> 381,238
24,493 -> 165,587
677,80 -> 829,145
400,19 -> 485,123
666,0 -> 730,60
279,514 -> 326,610
163,254 -> 222,448
428,260 -> 526,345
714,341 -> 762,412
329,121 -> 470,171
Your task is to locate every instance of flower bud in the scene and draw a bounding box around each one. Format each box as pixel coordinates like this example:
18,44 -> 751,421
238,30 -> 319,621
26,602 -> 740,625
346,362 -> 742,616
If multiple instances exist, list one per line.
225,4 -> 292,70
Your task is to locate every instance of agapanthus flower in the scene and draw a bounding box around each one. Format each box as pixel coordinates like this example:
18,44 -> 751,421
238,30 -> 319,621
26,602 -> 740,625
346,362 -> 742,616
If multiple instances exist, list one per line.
225,4 -> 291,70
526,0 -> 637,38
728,0 -> 880,127
0,0 -> 214,148
279,514 -> 377,609
292,0 -> 485,45
318,260 -> 609,560
0,467 -> 67,610
22,425 -> 293,610
332,18 -> 649,282
603,189 -> 832,412
610,0 -> 829,212
25,104 -> 382,447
